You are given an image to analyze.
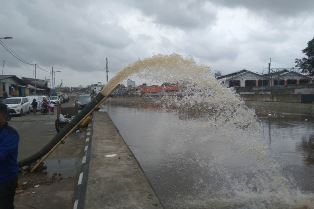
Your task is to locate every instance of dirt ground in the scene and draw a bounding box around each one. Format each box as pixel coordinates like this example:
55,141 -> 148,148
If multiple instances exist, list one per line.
9,101 -> 86,209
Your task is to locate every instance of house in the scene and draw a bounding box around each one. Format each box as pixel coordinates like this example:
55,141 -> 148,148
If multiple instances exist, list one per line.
0,75 -> 27,98
217,70 -> 268,88
264,69 -> 312,86
22,77 -> 50,95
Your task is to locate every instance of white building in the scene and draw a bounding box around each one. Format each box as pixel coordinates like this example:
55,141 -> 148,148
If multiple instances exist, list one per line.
265,70 -> 311,86
127,79 -> 136,88
217,69 -> 312,88
217,70 -> 268,88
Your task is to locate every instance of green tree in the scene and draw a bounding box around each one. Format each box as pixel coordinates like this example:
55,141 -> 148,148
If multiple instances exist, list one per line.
295,37 -> 314,75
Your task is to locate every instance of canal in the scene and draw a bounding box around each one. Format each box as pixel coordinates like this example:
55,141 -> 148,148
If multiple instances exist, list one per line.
106,105 -> 314,209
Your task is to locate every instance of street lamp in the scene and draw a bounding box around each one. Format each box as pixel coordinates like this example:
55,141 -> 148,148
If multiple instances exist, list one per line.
0,37 -> 13,40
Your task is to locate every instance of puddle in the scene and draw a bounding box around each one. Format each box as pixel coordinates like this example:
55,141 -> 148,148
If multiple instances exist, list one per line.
45,157 -> 81,178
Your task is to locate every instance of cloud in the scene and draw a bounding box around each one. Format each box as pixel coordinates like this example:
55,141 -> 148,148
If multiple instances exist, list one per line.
210,0 -> 314,16
0,0 -> 314,86
0,0 -> 132,75
124,0 -> 217,29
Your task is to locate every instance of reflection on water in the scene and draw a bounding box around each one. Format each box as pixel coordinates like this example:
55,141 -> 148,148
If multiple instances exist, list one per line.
260,117 -> 314,193
298,136 -> 314,165
106,105 -> 314,209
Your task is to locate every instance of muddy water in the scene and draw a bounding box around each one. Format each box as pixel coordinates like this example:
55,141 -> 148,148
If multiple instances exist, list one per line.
105,105 -> 314,209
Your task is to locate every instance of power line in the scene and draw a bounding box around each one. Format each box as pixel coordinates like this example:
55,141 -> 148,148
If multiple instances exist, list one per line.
0,40 -> 50,74
0,40 -> 34,66
37,64 -> 49,72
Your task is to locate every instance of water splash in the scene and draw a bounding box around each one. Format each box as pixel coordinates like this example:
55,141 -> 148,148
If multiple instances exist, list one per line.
103,54 -> 314,209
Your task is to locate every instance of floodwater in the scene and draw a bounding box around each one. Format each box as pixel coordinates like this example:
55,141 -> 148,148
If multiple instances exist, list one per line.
106,105 -> 314,209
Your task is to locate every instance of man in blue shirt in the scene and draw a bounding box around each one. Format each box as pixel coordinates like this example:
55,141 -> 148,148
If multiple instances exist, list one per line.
0,103 -> 19,209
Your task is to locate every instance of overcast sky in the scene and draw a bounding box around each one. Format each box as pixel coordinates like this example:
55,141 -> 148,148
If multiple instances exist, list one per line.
1,0 -> 314,86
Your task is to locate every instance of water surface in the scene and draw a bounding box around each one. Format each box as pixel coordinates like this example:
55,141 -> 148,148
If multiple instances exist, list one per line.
106,105 -> 314,209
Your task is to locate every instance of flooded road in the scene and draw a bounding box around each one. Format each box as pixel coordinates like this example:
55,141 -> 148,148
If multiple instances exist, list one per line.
106,105 -> 314,209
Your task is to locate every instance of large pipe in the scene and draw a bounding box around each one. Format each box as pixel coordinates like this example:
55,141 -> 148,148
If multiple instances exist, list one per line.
18,93 -> 106,167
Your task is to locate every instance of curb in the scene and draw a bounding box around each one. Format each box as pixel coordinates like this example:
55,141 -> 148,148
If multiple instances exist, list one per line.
72,122 -> 93,209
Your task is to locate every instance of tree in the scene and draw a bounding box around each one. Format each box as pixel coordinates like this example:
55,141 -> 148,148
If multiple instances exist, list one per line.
295,37 -> 314,75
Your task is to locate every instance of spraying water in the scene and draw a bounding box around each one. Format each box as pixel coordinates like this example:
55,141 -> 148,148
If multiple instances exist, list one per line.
102,54 -> 313,209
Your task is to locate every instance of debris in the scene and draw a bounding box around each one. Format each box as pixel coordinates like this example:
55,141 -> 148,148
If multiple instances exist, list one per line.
34,184 -> 40,188
105,154 -> 117,158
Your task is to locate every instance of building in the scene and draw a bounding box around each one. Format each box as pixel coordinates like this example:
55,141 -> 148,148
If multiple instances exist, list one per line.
138,83 -> 179,96
264,69 -> 312,86
217,69 -> 312,88
127,79 -> 136,88
0,75 -> 27,98
22,77 -> 50,95
217,70 -> 268,88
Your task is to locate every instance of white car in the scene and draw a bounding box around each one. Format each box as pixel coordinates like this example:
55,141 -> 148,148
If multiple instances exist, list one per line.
3,97 -> 31,116
49,96 -> 60,104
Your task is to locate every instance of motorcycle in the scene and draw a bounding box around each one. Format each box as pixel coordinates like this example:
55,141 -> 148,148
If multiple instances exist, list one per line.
41,102 -> 49,114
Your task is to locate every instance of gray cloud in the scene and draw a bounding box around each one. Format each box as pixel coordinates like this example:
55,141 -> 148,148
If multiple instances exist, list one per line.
0,0 -> 132,75
1,0 -> 314,86
210,0 -> 314,16
124,0 -> 216,29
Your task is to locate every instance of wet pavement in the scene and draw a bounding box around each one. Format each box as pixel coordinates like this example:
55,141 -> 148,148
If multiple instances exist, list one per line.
10,112 -> 56,160
9,104 -> 86,209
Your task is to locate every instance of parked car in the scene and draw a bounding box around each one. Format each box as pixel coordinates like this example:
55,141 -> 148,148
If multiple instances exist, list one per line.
76,95 -> 91,109
49,96 -> 60,104
3,97 -> 31,116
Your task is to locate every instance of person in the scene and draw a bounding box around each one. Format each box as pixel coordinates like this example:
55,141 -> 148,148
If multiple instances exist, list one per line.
41,97 -> 48,114
0,103 -> 19,209
48,102 -> 55,114
31,98 -> 38,113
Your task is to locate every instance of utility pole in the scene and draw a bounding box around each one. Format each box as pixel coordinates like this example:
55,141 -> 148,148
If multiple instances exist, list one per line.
34,64 -> 37,95
106,57 -> 109,83
2,60 -> 4,75
51,66 -> 54,95
268,58 -> 271,86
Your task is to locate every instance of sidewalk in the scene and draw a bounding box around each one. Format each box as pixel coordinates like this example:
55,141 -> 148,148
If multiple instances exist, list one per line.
84,112 -> 163,209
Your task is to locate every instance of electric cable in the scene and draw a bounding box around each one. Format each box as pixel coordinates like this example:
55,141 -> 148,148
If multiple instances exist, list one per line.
0,40 -> 34,66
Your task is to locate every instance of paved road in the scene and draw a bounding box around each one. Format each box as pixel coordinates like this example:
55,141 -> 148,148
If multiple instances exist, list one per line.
10,112 -> 57,160
10,100 -> 76,160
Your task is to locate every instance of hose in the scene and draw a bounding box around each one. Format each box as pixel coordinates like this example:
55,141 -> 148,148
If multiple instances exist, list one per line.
18,93 -> 105,167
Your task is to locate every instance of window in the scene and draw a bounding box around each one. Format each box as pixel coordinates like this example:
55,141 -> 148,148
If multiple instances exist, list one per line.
258,80 -> 269,86
274,80 -> 285,85
229,80 -> 240,87
245,80 -> 256,87
287,79 -> 297,85
299,79 -> 309,85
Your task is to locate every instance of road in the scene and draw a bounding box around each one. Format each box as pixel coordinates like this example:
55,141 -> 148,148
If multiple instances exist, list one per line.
8,102 -> 86,209
10,112 -> 57,160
